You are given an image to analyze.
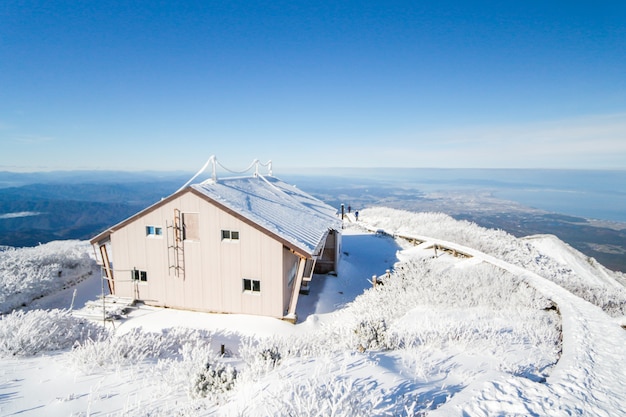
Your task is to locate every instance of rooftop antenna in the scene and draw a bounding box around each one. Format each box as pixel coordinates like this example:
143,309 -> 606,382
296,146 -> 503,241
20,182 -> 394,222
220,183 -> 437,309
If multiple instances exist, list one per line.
177,156 -> 273,192
211,156 -> 217,182
256,159 -> 272,177
176,155 -> 217,192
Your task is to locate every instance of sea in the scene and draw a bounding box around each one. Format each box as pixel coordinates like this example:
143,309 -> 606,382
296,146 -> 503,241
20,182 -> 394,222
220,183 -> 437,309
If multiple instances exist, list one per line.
290,168 -> 626,223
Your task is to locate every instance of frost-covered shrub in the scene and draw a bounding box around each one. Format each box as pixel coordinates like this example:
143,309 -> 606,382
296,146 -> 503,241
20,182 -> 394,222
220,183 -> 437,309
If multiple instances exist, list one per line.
342,255 -> 562,378
238,338 -> 289,381
0,308 -> 107,357
348,258 -> 551,326
353,318 -> 389,351
152,340 -> 238,403
70,327 -> 212,373
193,360 -> 238,399
0,240 -> 96,313
258,345 -> 282,366
250,373 -> 391,417
390,307 -> 561,370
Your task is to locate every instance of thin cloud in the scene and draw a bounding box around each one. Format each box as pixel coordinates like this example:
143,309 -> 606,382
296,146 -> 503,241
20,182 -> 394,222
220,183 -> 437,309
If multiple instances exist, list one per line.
382,113 -> 626,168
11,135 -> 55,144
0,211 -> 42,219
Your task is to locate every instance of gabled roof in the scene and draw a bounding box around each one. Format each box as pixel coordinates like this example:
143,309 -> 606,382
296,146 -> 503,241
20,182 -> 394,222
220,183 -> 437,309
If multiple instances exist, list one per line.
91,175 -> 341,257
191,175 -> 342,256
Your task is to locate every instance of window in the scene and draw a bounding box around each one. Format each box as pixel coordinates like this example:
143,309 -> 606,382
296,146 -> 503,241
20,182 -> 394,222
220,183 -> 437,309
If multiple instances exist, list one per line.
221,229 -> 240,241
146,226 -> 162,236
243,278 -> 260,293
182,213 -> 199,241
132,269 -> 147,282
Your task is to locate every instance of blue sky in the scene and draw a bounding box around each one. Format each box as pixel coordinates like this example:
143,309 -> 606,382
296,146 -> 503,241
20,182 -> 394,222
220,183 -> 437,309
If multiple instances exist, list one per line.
2,1 -> 625,171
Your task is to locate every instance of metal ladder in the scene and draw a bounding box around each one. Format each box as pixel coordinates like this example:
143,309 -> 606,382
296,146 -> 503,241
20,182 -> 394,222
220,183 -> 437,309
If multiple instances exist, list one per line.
167,208 -> 185,278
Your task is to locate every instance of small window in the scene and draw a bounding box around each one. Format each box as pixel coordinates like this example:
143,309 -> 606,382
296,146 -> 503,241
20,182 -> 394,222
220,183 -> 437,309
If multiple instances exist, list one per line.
146,226 -> 162,237
222,229 -> 239,241
132,269 -> 148,282
243,278 -> 260,293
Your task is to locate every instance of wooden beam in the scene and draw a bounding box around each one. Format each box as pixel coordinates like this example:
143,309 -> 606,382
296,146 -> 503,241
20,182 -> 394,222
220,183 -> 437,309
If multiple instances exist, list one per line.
99,244 -> 114,294
286,256 -> 307,319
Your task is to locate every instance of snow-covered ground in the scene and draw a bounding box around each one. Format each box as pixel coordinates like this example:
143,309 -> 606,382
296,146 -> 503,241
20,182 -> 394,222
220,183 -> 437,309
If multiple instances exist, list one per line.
1,209 -> 625,416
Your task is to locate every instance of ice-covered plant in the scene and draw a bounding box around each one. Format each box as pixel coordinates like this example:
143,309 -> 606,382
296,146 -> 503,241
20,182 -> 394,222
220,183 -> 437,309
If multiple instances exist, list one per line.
353,318 -> 389,351
70,327 -> 212,373
0,240 -> 97,313
0,308 -> 107,357
193,359 -> 238,399
151,341 -> 238,402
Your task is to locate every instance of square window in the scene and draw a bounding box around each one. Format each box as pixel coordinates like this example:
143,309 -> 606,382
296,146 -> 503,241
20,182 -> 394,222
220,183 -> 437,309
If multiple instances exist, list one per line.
243,278 -> 260,293
146,226 -> 162,237
132,269 -> 148,282
222,230 -> 239,241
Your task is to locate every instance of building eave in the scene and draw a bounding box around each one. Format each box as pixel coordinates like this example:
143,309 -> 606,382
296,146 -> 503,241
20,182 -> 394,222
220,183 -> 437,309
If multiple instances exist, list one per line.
89,185 -> 330,259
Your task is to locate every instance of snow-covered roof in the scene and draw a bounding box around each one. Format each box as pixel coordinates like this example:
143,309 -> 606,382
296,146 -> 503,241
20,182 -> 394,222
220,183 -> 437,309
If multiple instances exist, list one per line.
191,175 -> 341,256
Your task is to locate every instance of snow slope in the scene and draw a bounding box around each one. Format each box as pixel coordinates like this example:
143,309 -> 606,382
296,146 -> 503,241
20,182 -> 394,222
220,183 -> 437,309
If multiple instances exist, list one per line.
523,234 -> 625,290
1,209 -> 626,416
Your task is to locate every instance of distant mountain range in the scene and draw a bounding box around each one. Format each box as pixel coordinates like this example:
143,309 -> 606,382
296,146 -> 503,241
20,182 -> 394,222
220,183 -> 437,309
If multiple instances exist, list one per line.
1,170 -> 625,273
0,171 -> 190,247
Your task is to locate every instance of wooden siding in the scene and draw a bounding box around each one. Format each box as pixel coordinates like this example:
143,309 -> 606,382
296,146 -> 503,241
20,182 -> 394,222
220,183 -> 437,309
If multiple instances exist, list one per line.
109,190 -> 287,318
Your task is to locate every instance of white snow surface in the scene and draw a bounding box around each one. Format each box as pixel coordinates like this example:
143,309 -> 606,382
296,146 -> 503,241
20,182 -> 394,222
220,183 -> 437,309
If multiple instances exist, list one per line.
192,175 -> 342,255
1,208 -> 625,416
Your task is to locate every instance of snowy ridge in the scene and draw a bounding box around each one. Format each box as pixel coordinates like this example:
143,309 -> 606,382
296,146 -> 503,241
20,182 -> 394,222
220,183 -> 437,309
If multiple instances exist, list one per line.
523,234 -> 625,290
361,207 -> 626,318
192,175 -> 341,255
